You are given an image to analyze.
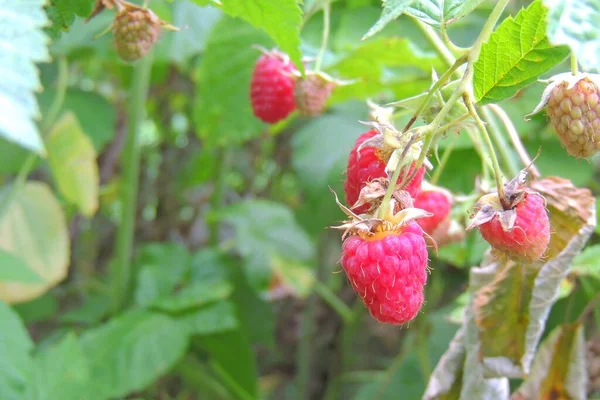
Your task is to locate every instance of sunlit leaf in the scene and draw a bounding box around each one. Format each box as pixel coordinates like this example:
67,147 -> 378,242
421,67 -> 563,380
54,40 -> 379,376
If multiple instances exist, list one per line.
473,0 -> 569,104
46,112 -> 99,217
407,0 -> 486,28
0,0 -> 49,155
0,182 -> 69,304
363,0 -> 416,40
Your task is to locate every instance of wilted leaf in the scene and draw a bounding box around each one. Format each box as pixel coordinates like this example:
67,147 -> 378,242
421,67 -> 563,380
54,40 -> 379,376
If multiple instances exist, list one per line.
0,300 -> 33,400
25,332 -> 90,400
0,182 -> 70,304
543,0 -> 600,72
0,0 -> 49,155
423,327 -> 466,399
407,0 -> 486,28
46,112 -> 99,217
473,0 -> 569,104
80,310 -> 189,399
512,323 -> 587,400
470,177 -> 595,377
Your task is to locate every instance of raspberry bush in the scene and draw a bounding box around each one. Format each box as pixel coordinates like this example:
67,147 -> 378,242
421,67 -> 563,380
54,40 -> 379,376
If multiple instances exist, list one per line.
0,0 -> 599,399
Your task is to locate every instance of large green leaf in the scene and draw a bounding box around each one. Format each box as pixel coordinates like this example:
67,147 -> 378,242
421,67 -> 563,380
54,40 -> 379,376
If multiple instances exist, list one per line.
46,112 -> 99,217
0,182 -> 69,304
194,16 -> 273,147
543,0 -> 600,72
473,0 -> 569,104
151,280 -> 233,313
0,0 -> 49,155
406,0 -> 486,28
571,244 -> 600,278
0,301 -> 33,400
363,0 -> 417,40
25,333 -> 90,400
177,301 -> 238,336
220,0 -> 303,72
80,310 -> 189,399
0,249 -> 44,284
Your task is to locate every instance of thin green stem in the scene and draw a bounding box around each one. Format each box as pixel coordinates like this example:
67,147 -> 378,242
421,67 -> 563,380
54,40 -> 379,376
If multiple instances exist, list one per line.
314,3 -> 330,73
464,95 -> 506,205
412,17 -> 457,67
430,134 -> 458,185
440,26 -> 468,56
378,155 -> 405,218
208,148 -> 232,246
486,104 -> 540,178
481,107 -> 519,177
571,52 -> 578,75
467,0 -> 510,65
312,280 -> 353,323
465,126 -> 492,184
402,55 -> 467,133
111,53 -> 153,314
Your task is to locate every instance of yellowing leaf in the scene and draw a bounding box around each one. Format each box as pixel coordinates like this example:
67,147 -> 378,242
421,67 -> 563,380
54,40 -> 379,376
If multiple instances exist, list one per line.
0,182 -> 70,303
46,112 -> 99,217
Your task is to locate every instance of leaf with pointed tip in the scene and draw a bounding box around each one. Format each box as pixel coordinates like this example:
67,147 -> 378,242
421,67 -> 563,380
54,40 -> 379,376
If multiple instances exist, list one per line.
406,0 -> 486,28
473,0 -> 570,104
543,0 -> 600,72
513,323 -> 587,400
363,0 -> 417,40
0,0 -> 49,155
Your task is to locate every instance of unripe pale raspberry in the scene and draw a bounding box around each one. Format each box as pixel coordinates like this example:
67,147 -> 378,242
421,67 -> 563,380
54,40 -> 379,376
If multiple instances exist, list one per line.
250,51 -> 298,124
475,192 -> 550,263
113,8 -> 160,62
341,222 -> 428,325
413,187 -> 452,236
530,72 -> 600,158
294,74 -> 335,116
344,130 -> 425,213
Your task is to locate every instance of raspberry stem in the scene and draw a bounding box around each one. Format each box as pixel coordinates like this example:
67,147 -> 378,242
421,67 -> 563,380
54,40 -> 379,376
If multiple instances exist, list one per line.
481,107 -> 520,177
314,2 -> 331,73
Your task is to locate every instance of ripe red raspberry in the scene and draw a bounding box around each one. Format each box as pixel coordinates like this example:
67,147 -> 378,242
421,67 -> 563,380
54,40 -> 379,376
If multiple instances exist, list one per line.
344,130 -> 425,213
413,187 -> 452,236
341,222 -> 428,324
113,7 -> 160,62
529,72 -> 600,158
294,73 -> 335,116
250,51 -> 298,124
471,191 -> 550,263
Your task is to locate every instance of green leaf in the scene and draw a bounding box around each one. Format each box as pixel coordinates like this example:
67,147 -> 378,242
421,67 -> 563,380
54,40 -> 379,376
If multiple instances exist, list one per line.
363,0 -> 417,40
222,200 -> 315,265
38,89 -> 117,151
25,332 -> 90,400
473,0 -> 570,104
0,0 -> 49,155
59,293 -> 110,325
571,244 -> 600,278
220,0 -> 303,72
543,0 -> 600,72
0,300 -> 34,400
194,16 -> 272,146
177,301 -> 239,336
133,242 -> 191,307
513,323 -> 587,399
80,310 -> 189,399
45,0 -> 94,39
196,329 -> 258,399
13,292 -> 58,324
46,112 -> 99,217
0,249 -> 44,284
0,182 -> 69,304
151,280 -> 233,313
327,37 -> 442,103
406,0 -> 486,28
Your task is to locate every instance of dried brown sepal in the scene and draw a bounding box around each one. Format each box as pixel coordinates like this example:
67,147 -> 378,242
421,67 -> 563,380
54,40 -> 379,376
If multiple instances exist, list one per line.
350,178 -> 414,213
466,168 -> 533,231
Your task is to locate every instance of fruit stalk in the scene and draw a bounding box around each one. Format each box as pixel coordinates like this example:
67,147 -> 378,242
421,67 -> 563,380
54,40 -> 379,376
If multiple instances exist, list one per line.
111,51 -> 153,313
314,2 -> 330,73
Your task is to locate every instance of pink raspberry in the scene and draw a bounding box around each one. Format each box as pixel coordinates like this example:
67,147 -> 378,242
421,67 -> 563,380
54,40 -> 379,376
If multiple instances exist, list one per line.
250,50 -> 298,124
341,222 -> 428,325
413,188 -> 452,236
477,192 -> 550,263
344,130 -> 425,214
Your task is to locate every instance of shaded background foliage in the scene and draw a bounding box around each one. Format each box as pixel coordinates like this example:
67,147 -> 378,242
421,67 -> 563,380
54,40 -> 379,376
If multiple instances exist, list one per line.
0,0 -> 599,399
